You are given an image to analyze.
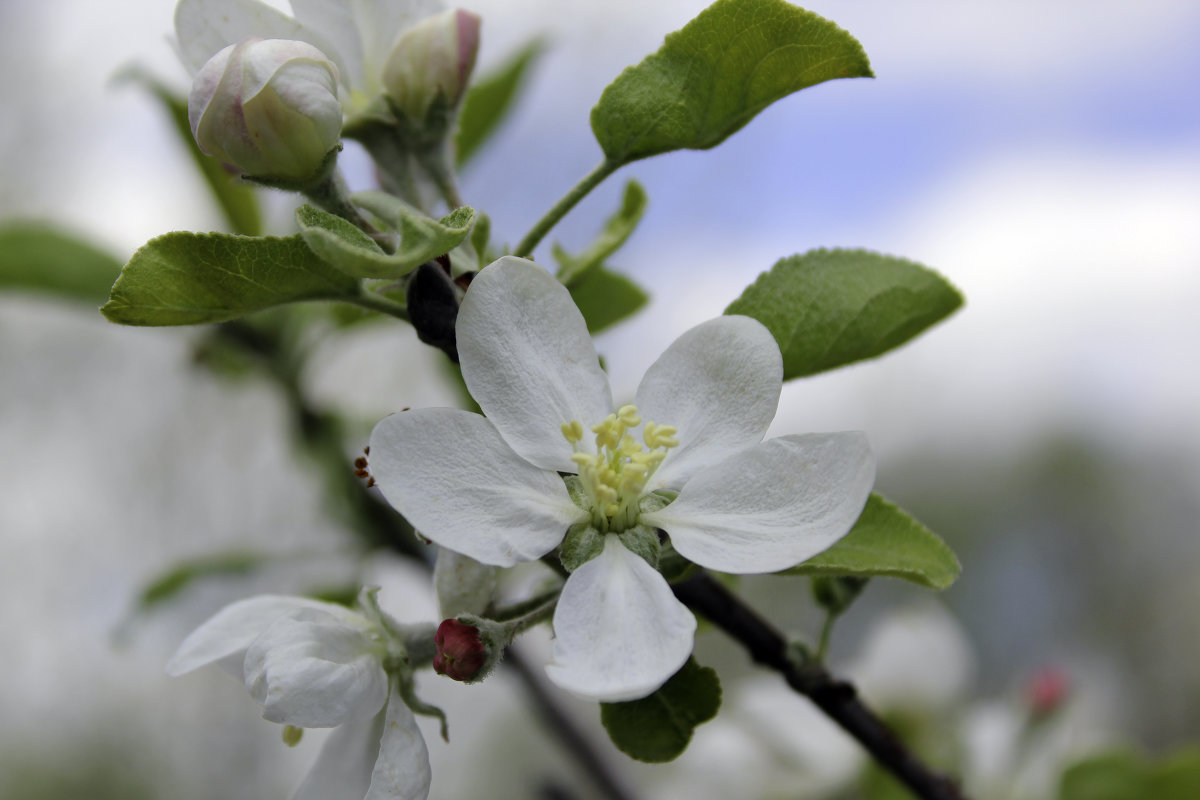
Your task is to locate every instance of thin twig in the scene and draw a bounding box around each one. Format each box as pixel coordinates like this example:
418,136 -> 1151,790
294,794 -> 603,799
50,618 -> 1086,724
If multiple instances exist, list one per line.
673,571 -> 968,800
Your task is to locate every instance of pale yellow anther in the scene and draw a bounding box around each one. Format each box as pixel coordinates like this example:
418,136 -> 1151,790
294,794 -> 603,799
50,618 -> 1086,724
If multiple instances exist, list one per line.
561,420 -> 584,444
617,404 -> 642,427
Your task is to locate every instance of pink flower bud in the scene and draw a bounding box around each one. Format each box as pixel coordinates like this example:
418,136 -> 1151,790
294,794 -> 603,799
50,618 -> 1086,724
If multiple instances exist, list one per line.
433,618 -> 488,682
188,37 -> 342,181
381,9 -> 481,125
1026,667 -> 1070,718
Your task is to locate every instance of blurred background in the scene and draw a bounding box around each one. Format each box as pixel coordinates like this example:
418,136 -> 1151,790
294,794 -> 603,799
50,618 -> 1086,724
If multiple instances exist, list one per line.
2,0 -> 1198,797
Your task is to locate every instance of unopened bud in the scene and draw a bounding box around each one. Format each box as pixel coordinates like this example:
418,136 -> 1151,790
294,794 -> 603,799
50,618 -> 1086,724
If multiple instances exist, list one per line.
433,618 -> 489,682
1026,667 -> 1070,719
381,9 -> 481,126
188,37 -> 342,182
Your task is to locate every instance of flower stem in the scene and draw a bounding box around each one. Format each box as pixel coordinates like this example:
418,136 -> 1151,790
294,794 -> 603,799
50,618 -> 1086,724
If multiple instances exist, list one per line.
342,291 -> 411,322
514,161 -> 618,258
674,572 -> 969,800
304,165 -> 378,235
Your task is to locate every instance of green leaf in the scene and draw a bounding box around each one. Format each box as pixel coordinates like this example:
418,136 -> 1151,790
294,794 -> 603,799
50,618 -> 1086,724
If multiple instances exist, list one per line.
0,223 -> 122,305
553,180 -> 648,286
299,194 -> 476,279
456,39 -> 546,168
1061,752 -> 1152,800
600,657 -> 721,763
783,494 -> 961,590
725,249 -> 963,379
102,232 -> 360,326
569,266 -> 649,334
116,66 -> 262,236
591,0 -> 872,166
137,551 -> 267,611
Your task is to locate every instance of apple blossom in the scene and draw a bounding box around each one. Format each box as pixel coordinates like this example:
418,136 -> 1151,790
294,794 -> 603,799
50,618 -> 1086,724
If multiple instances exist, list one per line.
381,9 -> 481,126
368,256 -> 875,702
188,37 -> 342,181
174,0 -> 444,115
167,591 -> 436,800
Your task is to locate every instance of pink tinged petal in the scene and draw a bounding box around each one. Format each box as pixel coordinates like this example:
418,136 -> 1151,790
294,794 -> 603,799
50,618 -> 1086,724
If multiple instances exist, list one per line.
644,433 -> 875,574
166,595 -> 357,678
635,315 -> 783,491
457,257 -> 613,473
244,609 -> 388,727
545,537 -> 696,702
291,711 -> 384,800
369,407 -> 582,567
365,687 -> 432,800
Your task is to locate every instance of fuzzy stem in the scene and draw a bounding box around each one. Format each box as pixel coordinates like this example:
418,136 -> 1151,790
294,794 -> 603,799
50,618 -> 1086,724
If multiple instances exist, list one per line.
514,161 -> 617,258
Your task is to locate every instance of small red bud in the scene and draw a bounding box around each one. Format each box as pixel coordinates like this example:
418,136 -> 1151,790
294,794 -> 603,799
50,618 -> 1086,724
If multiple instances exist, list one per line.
1026,667 -> 1070,718
433,618 -> 488,682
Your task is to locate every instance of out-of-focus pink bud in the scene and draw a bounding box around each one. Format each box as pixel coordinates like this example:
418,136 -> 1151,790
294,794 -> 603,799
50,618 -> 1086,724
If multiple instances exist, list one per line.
188,37 -> 343,182
1026,667 -> 1070,718
433,618 -> 489,682
381,9 -> 481,125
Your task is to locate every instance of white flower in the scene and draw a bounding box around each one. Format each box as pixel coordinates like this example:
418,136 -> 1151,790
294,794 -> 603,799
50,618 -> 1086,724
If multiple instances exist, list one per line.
174,0 -> 444,114
368,256 -> 875,702
167,593 -> 432,800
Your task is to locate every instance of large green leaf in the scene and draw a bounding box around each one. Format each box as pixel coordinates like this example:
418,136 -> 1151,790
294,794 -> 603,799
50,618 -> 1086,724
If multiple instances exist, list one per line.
591,0 -> 872,166
456,39 -> 546,168
117,67 -> 262,236
553,180 -> 647,286
725,249 -> 963,379
299,194 -> 476,279
0,223 -> 122,305
102,232 -> 360,326
783,494 -> 961,590
1061,749 -> 1200,800
600,658 -> 721,763
568,266 -> 649,334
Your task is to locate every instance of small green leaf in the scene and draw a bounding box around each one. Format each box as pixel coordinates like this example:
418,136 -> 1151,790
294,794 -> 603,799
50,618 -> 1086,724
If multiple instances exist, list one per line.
601,657 -> 721,763
591,0 -> 872,166
0,223 -> 122,305
137,551 -> 267,611
783,494 -> 961,590
117,66 -> 262,236
300,194 -> 476,279
553,180 -> 647,286
102,232 -> 360,326
456,39 -> 546,168
725,249 -> 963,379
569,267 -> 649,334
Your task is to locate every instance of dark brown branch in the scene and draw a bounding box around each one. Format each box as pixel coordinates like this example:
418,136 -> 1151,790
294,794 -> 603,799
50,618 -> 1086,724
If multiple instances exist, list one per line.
673,572 -> 968,800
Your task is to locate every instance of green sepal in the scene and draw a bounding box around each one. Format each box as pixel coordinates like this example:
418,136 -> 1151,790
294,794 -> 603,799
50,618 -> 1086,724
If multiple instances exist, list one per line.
0,223 -> 122,305
782,494 -> 961,590
591,0 -> 872,167
563,475 -> 591,512
560,522 -> 604,572
616,524 -> 661,569
296,200 -> 476,280
600,657 -> 721,763
569,267 -> 650,334
456,39 -> 546,168
102,232 -> 360,326
725,248 -> 963,379
469,212 -> 493,269
554,180 -> 647,286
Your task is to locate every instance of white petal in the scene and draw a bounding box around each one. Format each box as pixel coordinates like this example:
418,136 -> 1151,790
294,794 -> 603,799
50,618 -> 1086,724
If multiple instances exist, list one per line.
365,687 -> 432,800
457,257 -> 613,473
433,547 -> 497,618
174,0 -> 340,77
292,712 -> 383,800
635,316 -> 782,491
545,536 -> 696,702
166,595 -> 357,678
369,407 -> 582,567
290,0 -> 443,98
244,609 -> 388,727
644,433 -> 875,574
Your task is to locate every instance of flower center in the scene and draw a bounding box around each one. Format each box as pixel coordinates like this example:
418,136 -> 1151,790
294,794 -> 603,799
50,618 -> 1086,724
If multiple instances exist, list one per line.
561,404 -> 678,533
